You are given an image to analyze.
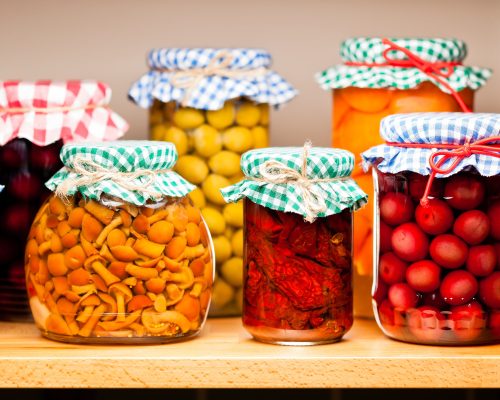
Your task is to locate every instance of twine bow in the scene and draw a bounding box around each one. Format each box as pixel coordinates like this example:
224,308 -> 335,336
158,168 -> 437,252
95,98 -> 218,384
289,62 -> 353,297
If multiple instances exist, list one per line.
157,50 -> 268,107
255,141 -> 348,223
344,38 -> 471,112
387,135 -> 500,206
55,157 -> 170,201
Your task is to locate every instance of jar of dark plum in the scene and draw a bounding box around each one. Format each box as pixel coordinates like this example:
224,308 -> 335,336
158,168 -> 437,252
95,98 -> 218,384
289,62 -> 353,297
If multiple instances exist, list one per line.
222,144 -> 367,345
0,80 -> 128,321
363,112 -> 500,345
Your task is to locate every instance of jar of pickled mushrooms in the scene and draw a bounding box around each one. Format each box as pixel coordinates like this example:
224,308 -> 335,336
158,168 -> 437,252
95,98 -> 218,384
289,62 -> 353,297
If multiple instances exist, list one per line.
26,141 -> 214,343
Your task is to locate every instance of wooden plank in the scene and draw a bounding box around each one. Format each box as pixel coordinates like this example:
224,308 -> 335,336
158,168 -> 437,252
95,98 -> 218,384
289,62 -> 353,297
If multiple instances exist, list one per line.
0,318 -> 498,388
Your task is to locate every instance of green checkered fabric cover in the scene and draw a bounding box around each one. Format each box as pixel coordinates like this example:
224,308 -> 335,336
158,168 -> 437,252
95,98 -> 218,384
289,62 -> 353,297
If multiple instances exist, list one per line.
316,38 -> 491,92
46,141 -> 195,205
221,147 -> 367,218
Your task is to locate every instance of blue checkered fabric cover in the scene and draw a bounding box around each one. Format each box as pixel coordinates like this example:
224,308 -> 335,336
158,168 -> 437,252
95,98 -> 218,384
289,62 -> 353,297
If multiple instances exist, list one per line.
129,48 -> 297,110
362,113 -> 500,177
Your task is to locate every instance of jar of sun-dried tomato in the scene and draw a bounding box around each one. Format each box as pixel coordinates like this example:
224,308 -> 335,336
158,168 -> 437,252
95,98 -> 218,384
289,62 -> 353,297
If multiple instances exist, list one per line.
363,113 -> 500,345
221,144 -> 367,345
26,141 -> 214,343
129,48 -> 297,317
0,80 -> 128,321
316,38 -> 492,318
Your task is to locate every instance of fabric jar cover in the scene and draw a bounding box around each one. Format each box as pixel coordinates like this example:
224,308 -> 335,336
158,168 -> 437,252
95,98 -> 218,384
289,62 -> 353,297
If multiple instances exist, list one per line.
315,38 -> 491,93
221,146 -> 367,219
46,141 -> 195,206
128,48 -> 298,110
361,112 -> 500,177
0,80 -> 129,146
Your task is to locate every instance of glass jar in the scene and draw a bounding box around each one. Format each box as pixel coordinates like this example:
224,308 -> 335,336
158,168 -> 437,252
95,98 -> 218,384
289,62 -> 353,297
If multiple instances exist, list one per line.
363,113 -> 500,345
0,80 -> 128,321
26,194 -> 213,343
221,146 -> 367,345
317,38 -> 492,318
243,199 -> 353,345
26,141 -> 213,343
129,48 -> 297,316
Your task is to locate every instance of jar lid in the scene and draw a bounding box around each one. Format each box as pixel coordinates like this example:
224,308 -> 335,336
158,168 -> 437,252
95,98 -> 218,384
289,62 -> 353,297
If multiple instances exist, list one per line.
46,141 -> 195,205
0,80 -> 128,147
316,38 -> 491,92
362,112 -> 500,177
128,48 -> 297,110
221,144 -> 367,221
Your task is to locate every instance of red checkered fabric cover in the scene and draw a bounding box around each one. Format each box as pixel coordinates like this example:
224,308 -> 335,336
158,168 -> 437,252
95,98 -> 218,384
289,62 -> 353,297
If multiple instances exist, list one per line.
0,80 -> 128,146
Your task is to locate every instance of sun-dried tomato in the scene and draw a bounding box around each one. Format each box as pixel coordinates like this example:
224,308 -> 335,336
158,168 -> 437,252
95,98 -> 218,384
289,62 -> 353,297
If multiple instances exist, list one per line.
243,199 -> 353,336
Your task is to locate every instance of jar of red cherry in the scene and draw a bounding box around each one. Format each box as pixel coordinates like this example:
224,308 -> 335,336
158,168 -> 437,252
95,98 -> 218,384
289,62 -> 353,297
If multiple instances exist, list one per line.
221,144 -> 367,345
363,112 -> 500,345
0,80 -> 128,321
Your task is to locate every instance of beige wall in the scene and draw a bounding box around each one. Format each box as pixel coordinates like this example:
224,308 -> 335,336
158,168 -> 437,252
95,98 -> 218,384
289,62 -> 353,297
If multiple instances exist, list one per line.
1,0 -> 498,147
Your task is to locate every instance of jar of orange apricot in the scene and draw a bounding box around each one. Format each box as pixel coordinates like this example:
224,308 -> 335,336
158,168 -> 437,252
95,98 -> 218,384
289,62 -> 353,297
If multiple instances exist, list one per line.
26,141 -> 214,344
316,38 -> 492,317
129,48 -> 297,316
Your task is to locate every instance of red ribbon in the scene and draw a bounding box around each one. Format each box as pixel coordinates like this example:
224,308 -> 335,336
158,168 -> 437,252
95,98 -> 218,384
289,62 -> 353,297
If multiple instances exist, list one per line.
344,38 -> 471,113
386,137 -> 500,206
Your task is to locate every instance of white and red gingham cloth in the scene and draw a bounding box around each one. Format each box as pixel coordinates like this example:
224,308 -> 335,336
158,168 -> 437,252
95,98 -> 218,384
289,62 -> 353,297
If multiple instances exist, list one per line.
0,80 -> 128,146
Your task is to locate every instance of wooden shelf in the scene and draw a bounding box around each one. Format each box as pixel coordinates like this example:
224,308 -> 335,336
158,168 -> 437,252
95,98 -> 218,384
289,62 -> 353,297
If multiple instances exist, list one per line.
0,318 -> 498,389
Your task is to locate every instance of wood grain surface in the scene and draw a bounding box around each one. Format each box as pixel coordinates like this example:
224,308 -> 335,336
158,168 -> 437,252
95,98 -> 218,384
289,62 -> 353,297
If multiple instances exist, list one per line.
0,318 -> 498,388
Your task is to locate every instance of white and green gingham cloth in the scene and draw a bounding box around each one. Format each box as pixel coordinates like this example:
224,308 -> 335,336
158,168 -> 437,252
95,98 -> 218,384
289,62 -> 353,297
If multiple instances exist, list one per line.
46,141 -> 195,205
362,112 -> 500,177
316,38 -> 491,92
221,147 -> 367,218
129,48 -> 297,110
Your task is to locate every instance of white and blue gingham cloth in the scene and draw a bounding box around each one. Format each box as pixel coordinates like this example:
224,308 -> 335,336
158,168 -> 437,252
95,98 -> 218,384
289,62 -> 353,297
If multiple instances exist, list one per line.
128,48 -> 297,110
362,113 -> 500,177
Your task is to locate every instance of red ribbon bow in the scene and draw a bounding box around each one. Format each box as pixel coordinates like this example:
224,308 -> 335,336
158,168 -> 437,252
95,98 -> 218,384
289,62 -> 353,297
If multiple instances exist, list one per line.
345,38 -> 471,113
387,136 -> 500,206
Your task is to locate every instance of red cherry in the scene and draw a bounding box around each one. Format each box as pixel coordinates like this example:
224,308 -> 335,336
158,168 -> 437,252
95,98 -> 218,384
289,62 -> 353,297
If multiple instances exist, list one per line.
373,279 -> 388,305
429,234 -> 468,269
3,204 -> 32,235
391,222 -> 429,262
450,300 -> 484,322
408,306 -> 445,342
450,300 -> 485,342
388,283 -> 419,310
466,245 -> 497,277
440,270 -> 478,306
379,221 -> 393,253
8,172 -> 41,200
453,210 -> 490,245
405,260 -> 441,293
487,201 -> 500,240
379,252 -> 408,285
380,192 -> 414,226
489,310 -> 500,338
444,174 -> 485,210
415,199 -> 454,235
0,140 -> 28,169
423,290 -> 448,308
478,271 -> 500,309
409,173 -> 443,199
29,143 -> 61,170
7,261 -> 25,287
378,299 -> 395,326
